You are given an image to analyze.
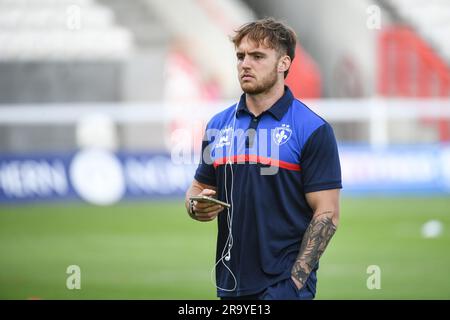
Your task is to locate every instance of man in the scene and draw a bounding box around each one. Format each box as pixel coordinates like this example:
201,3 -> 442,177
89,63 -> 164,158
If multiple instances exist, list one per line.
185,18 -> 341,300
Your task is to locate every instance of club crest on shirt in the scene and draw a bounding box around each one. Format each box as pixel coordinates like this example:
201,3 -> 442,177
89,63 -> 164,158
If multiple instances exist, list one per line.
273,124 -> 292,145
215,126 -> 233,148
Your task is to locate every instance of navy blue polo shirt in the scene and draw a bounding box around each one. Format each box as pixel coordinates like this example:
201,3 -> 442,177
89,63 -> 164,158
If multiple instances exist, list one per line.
194,86 -> 342,297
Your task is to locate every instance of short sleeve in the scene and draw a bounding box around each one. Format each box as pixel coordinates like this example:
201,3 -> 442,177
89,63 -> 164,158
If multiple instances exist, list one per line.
194,126 -> 217,187
300,123 -> 342,193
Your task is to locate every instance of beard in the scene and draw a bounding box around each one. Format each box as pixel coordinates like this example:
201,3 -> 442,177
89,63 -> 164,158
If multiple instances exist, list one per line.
240,66 -> 278,95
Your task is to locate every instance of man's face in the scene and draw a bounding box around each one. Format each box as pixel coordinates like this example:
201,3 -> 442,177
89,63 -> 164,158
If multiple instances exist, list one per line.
236,36 -> 282,95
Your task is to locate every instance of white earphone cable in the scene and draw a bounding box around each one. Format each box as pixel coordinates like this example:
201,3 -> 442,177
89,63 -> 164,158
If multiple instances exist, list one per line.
211,103 -> 238,292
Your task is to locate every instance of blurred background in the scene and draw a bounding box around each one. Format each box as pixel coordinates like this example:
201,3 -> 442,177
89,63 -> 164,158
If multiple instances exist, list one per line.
0,0 -> 449,299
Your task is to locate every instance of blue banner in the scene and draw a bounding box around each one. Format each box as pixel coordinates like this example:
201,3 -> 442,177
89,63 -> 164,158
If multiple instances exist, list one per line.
339,144 -> 450,195
0,149 -> 197,205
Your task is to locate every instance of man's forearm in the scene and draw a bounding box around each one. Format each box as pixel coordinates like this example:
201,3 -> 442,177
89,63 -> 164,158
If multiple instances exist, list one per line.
291,211 -> 337,288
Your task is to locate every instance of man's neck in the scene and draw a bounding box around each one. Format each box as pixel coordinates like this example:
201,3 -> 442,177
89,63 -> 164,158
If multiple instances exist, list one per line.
245,82 -> 285,117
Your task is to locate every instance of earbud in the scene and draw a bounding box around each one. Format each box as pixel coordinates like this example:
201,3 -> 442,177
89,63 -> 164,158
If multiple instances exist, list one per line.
225,243 -> 232,261
225,243 -> 233,261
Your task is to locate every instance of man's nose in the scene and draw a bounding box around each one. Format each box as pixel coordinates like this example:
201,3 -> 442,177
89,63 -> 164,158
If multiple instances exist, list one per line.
241,55 -> 251,68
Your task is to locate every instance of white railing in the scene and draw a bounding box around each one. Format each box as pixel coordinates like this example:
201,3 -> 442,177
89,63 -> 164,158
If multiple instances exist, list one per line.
0,98 -> 449,147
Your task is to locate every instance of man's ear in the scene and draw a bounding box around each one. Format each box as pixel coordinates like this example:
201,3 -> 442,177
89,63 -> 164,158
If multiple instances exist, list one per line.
278,55 -> 291,73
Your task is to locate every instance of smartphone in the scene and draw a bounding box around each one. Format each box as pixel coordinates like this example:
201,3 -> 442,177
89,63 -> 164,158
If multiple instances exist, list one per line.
189,195 -> 231,208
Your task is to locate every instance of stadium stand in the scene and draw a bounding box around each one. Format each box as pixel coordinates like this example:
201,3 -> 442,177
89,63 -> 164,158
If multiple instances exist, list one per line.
378,0 -> 450,140
382,0 -> 450,64
0,0 -> 135,104
0,0 -> 133,61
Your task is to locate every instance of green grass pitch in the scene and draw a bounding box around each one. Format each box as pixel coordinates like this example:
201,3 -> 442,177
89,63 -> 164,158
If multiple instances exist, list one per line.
0,197 -> 449,299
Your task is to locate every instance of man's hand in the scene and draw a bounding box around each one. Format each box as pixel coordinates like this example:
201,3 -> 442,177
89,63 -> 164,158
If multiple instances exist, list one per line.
189,189 -> 225,222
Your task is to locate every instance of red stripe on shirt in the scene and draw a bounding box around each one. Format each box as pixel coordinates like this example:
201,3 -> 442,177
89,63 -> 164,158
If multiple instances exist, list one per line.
213,155 -> 301,171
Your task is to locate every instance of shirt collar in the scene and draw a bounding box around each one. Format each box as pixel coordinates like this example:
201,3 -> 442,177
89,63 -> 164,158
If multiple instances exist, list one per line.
236,86 -> 294,121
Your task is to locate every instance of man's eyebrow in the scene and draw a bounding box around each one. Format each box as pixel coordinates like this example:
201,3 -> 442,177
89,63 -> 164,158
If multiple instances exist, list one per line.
248,51 -> 266,56
236,50 -> 267,56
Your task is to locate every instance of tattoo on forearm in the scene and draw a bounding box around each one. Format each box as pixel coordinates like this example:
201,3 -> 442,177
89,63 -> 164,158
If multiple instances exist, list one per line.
291,212 -> 337,287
